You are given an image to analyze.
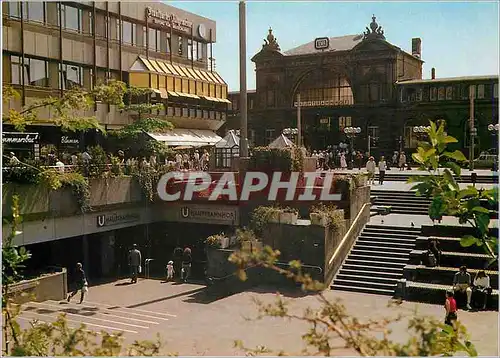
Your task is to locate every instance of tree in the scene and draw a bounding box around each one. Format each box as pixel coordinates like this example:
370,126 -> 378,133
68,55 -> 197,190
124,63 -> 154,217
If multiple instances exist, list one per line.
2,80 -> 127,133
228,229 -> 478,356
2,197 -> 164,356
408,120 -> 498,262
107,86 -> 174,159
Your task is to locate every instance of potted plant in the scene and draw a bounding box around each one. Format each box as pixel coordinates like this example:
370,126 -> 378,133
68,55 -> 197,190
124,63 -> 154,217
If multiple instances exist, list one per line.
310,203 -> 336,226
205,233 -> 229,249
279,207 -> 299,224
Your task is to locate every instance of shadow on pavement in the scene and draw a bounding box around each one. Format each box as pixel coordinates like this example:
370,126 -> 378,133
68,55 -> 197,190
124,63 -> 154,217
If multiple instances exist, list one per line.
125,287 -> 206,308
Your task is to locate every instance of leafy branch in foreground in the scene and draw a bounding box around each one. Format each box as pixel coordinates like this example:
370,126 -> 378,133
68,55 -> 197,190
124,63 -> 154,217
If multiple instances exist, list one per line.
228,229 -> 477,356
2,80 -> 128,133
2,197 -> 168,356
408,120 -> 498,261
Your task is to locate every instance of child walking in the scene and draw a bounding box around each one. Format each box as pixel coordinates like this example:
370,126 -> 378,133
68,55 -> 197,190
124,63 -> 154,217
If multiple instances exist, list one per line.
166,260 -> 175,281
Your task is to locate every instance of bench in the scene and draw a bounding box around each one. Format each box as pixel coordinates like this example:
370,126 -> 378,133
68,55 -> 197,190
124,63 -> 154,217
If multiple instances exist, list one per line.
403,264 -> 499,289
409,249 -> 496,269
405,281 -> 498,310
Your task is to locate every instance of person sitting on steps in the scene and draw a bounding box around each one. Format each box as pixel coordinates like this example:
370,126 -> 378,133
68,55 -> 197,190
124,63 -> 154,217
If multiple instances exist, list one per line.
473,270 -> 492,310
428,238 -> 441,266
453,265 -> 472,310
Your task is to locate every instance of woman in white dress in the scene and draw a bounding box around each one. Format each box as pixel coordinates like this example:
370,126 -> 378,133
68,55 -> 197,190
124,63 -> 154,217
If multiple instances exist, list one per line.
340,152 -> 347,170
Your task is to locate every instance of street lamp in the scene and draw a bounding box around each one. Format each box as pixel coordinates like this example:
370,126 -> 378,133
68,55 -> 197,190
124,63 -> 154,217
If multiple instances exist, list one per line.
413,125 -> 431,140
344,126 -> 361,169
283,128 -> 299,145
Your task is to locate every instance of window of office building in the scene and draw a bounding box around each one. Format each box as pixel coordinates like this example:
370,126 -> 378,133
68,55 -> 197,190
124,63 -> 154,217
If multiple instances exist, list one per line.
166,33 -> 171,53
96,13 -> 107,38
60,4 -> 81,32
23,2 -> 45,23
122,21 -> 132,44
27,58 -> 48,87
178,36 -> 183,56
149,28 -> 161,52
196,42 -> 203,60
60,64 -> 83,90
494,83 -> 499,99
10,56 -> 27,85
188,39 -> 192,60
8,2 -> 21,18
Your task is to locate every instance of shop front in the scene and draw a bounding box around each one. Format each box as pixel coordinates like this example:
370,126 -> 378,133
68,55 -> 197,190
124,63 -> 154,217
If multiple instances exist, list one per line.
2,131 -> 40,160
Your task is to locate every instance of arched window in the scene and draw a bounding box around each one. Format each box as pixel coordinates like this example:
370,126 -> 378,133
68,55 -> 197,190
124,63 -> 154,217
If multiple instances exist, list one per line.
295,69 -> 353,106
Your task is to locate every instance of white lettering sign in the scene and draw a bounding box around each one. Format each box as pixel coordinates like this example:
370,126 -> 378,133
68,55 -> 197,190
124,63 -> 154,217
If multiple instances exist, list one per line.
180,207 -> 236,221
2,133 -> 39,144
61,136 -> 79,144
293,99 -> 354,107
146,7 -> 193,33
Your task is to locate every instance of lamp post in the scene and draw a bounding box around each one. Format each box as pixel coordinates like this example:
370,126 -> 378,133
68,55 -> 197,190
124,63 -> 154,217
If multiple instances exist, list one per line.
344,126 -> 361,169
238,1 -> 248,158
488,123 -> 499,171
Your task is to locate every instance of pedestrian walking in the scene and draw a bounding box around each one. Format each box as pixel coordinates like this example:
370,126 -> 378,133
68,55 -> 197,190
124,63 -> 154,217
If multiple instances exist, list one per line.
444,290 -> 458,329
378,156 -> 387,185
181,247 -> 192,282
166,260 -> 175,281
128,244 -> 142,284
173,247 -> 183,280
398,151 -> 406,171
340,153 -> 347,170
67,262 -> 88,304
366,156 -> 376,185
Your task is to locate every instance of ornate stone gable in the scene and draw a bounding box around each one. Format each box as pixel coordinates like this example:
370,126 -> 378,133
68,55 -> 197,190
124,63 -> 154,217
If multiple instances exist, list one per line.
363,15 -> 385,41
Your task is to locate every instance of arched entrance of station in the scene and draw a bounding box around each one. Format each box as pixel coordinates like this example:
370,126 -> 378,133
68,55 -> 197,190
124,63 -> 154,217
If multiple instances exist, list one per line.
291,68 -> 356,150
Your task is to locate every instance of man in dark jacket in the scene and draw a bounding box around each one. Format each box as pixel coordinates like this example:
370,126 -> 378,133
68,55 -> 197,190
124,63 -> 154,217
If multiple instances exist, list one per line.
181,247 -> 192,283
173,247 -> 183,281
128,244 -> 142,283
67,262 -> 87,304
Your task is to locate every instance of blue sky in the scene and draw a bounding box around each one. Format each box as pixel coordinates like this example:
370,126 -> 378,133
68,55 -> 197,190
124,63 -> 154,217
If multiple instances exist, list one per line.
166,1 -> 499,91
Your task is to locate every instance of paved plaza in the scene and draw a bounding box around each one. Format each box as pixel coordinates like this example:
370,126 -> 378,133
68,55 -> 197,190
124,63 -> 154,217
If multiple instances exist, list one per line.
15,279 -> 499,356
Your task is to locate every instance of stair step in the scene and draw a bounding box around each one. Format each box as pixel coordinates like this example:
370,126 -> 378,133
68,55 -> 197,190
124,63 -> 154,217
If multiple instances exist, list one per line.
345,258 -> 407,268
347,254 -> 408,264
357,239 -> 416,249
361,230 -> 419,239
359,235 -> 417,244
350,249 -> 410,259
365,225 -> 421,233
331,284 -> 395,296
336,273 -> 399,285
340,267 -> 402,277
333,278 -> 397,291
355,244 -> 413,253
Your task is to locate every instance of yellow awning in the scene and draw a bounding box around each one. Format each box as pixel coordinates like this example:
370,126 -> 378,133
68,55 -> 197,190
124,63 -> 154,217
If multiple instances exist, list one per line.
130,56 -> 229,98
176,92 -> 200,99
158,88 -> 168,99
219,98 -> 231,104
168,91 -> 180,97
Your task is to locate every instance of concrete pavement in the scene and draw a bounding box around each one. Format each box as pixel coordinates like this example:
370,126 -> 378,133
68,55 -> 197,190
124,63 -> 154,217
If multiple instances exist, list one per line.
15,279 -> 499,356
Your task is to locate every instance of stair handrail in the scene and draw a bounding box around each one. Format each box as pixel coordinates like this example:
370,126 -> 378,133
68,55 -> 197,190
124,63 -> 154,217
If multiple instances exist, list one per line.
328,203 -> 369,267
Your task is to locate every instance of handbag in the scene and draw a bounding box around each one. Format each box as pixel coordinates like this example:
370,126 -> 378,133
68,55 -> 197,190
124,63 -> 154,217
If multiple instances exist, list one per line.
138,265 -> 142,274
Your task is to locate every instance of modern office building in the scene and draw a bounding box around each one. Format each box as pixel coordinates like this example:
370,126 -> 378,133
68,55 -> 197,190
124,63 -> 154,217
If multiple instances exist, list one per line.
227,16 -> 498,157
2,1 -> 230,153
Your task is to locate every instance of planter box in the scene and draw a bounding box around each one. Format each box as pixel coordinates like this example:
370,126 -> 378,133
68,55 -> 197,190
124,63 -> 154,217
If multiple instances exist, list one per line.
310,212 -> 328,226
9,268 -> 67,304
280,212 -> 298,225
268,211 -> 281,223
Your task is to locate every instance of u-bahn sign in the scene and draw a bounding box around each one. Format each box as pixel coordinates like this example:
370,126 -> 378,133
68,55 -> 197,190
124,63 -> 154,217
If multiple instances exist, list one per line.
314,37 -> 330,50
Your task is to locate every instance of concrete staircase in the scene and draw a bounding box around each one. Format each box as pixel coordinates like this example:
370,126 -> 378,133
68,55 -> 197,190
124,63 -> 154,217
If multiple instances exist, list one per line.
371,190 -> 430,215
331,224 -> 420,296
373,172 -> 498,184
